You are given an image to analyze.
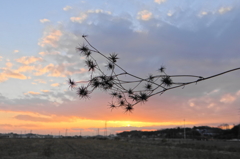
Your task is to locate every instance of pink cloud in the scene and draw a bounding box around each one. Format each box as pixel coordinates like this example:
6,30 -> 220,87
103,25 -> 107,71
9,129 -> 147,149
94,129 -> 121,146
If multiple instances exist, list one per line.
41,90 -> 50,93
220,94 -> 236,104
15,56 -> 43,65
24,91 -> 41,95
38,30 -> 62,47
51,83 -> 59,87
0,69 -> 27,82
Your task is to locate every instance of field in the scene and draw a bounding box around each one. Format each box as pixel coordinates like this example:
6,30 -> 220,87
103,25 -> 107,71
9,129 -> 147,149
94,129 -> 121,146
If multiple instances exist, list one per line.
0,138 -> 240,159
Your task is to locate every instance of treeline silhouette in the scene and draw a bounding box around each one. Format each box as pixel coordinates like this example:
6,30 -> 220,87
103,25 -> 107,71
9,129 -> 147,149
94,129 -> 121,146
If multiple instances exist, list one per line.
117,125 -> 240,140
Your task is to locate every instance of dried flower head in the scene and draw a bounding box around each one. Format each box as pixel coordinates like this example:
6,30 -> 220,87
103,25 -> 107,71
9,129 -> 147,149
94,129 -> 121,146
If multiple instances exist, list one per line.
68,78 -> 76,90
77,86 -> 90,99
106,62 -> 115,70
159,66 -> 165,73
85,59 -> 96,71
127,89 -> 134,95
119,100 -> 125,106
161,76 -> 173,87
144,83 -> 152,90
138,92 -> 148,103
148,74 -> 155,81
109,53 -> 119,63
125,104 -> 134,113
77,44 -> 89,55
110,91 -> 118,97
109,102 -> 117,110
90,78 -> 101,89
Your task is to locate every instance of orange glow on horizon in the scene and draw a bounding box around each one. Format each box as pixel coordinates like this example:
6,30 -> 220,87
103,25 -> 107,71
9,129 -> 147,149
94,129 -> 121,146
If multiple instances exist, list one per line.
1,109 -> 230,136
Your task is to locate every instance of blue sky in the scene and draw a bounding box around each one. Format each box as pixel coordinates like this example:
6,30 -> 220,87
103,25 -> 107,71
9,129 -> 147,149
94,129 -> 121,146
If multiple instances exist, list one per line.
0,0 -> 240,135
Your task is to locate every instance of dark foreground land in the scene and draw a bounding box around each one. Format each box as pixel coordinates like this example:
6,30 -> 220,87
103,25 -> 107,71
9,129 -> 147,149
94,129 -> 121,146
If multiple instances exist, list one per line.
0,138 -> 240,159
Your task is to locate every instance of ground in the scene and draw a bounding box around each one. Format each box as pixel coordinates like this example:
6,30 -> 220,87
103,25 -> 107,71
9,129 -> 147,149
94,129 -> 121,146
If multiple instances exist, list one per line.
0,138 -> 239,159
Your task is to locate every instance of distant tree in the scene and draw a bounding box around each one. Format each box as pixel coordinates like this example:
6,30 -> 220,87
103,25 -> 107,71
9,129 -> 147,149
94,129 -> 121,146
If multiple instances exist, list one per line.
68,35 -> 240,112
218,123 -> 230,130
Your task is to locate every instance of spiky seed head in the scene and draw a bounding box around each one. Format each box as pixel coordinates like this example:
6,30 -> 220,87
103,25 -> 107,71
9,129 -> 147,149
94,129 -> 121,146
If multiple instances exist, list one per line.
129,94 -> 139,101
84,51 -> 91,57
110,92 -> 118,97
109,53 -> 119,63
148,74 -> 154,81
68,78 -> 76,90
119,100 -> 125,106
77,44 -> 89,55
159,66 -> 166,73
125,104 -> 134,113
85,59 -> 96,71
77,86 -> 90,99
90,78 -> 101,89
118,94 -> 123,99
144,83 -> 152,90
161,76 -> 173,87
138,92 -> 148,103
106,62 -> 114,70
109,102 -> 116,110
99,75 -> 107,81
127,89 -> 134,95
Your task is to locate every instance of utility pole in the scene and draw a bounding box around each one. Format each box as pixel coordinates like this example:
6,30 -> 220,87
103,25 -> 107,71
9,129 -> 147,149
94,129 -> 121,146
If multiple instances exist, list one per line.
238,109 -> 240,140
104,121 -> 108,137
65,129 -> 68,136
184,119 -> 186,139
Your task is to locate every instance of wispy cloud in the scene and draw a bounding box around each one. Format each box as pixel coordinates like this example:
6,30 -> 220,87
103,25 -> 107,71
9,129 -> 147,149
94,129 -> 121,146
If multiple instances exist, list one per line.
218,7 -> 232,14
15,56 -> 43,65
70,14 -> 88,23
137,10 -> 152,21
154,0 -> 167,4
40,19 -> 50,23
24,91 -> 41,95
34,79 -> 47,84
63,6 -> 72,11
13,50 -> 19,53
38,29 -> 62,47
51,83 -> 59,87
41,90 -> 50,93
0,69 -> 27,82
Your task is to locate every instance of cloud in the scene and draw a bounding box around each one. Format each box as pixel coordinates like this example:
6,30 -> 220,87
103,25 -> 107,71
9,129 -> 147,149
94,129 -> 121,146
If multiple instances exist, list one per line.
63,6 -> 72,11
51,83 -> 59,87
24,91 -> 41,95
6,62 -> 13,68
13,50 -> 19,53
40,19 -> 50,23
220,94 -> 236,104
33,63 -> 85,77
34,79 -> 47,84
154,0 -> 166,4
17,65 -> 36,73
87,9 -> 111,15
14,114 -> 68,122
39,51 -> 60,56
70,14 -> 88,23
38,29 -> 62,47
137,10 -> 152,21
0,69 -> 27,82
15,56 -> 43,65
41,90 -> 50,93
218,7 -> 232,14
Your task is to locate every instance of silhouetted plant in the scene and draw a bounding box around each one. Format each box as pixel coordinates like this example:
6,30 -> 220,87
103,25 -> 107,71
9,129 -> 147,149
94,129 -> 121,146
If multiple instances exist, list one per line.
68,35 -> 240,112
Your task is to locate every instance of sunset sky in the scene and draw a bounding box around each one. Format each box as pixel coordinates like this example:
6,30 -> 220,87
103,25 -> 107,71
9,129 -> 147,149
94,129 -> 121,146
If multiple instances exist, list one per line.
1,0 -> 240,136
